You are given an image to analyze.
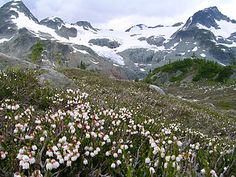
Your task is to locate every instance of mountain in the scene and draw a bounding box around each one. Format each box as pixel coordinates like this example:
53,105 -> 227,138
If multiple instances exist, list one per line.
171,6 -> 236,64
125,24 -> 165,32
182,6 -> 234,30
73,21 -> 98,32
40,17 -> 65,30
0,1 -> 236,80
0,0 -> 38,37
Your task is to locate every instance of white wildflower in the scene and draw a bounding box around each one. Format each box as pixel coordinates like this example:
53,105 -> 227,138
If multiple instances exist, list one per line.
145,157 -> 151,164
111,163 -> 116,169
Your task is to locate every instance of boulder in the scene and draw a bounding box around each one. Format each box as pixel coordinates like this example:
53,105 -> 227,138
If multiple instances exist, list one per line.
89,38 -> 120,49
149,84 -> 165,95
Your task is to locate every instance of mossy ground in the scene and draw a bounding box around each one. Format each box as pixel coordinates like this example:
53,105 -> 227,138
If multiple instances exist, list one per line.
0,67 -> 236,176
61,68 -> 236,143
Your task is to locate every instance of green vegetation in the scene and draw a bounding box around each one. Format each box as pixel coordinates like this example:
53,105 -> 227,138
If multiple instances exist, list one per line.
192,60 -> 223,81
29,41 -> 44,63
216,66 -> 234,82
230,57 -> 236,65
53,52 -> 63,65
217,100 -> 236,110
0,67 -> 55,110
61,68 -> 236,138
145,58 -> 235,84
78,61 -> 87,70
162,81 -> 236,113
161,58 -> 193,73
0,67 -> 235,177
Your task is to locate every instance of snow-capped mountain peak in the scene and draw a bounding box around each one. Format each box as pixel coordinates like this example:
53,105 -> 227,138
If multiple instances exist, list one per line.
0,0 -> 39,36
40,17 -> 65,30
125,24 -> 148,32
72,21 -> 98,32
182,6 -> 234,31
1,0 -> 38,23
179,6 -> 236,40
46,17 -> 64,24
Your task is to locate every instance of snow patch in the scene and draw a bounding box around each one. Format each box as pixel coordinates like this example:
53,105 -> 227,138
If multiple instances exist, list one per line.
113,64 -> 119,67
213,20 -> 236,38
200,53 -> 206,57
94,49 -> 125,66
192,46 -> 198,52
11,8 -> 68,42
127,25 -> 183,40
196,23 -> 208,30
140,68 -> 146,72
198,20 -> 236,38
72,48 -> 89,55
90,60 -> 99,65
78,50 -> 89,55
182,17 -> 192,31
0,38 -> 11,43
169,42 -> 179,50
218,62 -> 226,66
221,42 -> 236,47
6,6 -> 181,60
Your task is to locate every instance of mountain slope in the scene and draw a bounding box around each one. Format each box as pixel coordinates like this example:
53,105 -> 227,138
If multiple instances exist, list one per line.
144,58 -> 236,116
144,58 -> 236,85
0,1 -> 236,79
181,6 -> 235,30
0,66 -> 236,176
169,7 -> 236,64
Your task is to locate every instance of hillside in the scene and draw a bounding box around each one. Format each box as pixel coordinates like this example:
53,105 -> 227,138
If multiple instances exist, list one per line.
144,58 -> 236,115
0,67 -> 236,177
1,1 -> 236,79
145,58 -> 236,84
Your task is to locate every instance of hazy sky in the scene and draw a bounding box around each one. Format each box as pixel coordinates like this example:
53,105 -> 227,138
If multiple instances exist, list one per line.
0,0 -> 236,30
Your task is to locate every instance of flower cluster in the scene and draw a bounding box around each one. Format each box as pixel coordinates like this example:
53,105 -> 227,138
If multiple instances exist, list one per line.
17,146 -> 36,170
0,88 -> 235,177
0,150 -> 8,160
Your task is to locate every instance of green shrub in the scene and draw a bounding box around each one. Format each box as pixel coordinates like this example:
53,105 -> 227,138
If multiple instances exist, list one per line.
217,66 -> 234,82
193,60 -> 222,81
0,67 -> 55,110
30,87 -> 56,110
161,59 -> 193,73
79,61 -> 87,70
29,41 -> 44,63
145,58 -> 234,84
0,67 -> 39,101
